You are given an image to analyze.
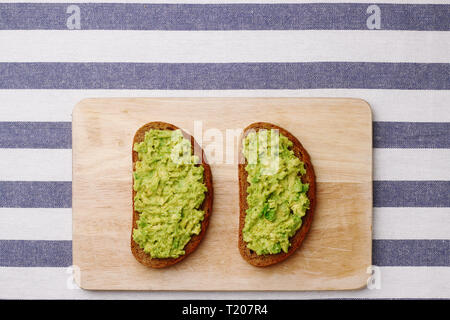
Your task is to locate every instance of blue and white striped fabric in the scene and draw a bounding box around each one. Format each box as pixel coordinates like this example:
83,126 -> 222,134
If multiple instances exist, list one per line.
0,1 -> 449,299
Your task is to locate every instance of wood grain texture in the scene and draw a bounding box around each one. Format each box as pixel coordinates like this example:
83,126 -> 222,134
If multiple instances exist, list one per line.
72,98 -> 372,291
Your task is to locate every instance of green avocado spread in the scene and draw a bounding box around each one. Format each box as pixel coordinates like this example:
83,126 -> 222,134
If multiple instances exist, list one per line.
242,129 -> 310,255
132,129 -> 207,259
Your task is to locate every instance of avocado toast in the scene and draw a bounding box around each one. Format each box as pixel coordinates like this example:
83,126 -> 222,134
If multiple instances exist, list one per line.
131,122 -> 213,268
238,122 -> 316,267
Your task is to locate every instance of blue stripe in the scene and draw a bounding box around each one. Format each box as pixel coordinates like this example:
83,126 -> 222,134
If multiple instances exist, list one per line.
1,121 -> 448,149
0,181 -> 448,208
374,122 -> 450,149
0,63 -> 448,90
0,182 -> 72,208
373,181 -> 450,208
0,240 -> 447,267
0,240 -> 71,267
0,3 -> 448,31
373,240 -> 450,266
0,122 -> 71,149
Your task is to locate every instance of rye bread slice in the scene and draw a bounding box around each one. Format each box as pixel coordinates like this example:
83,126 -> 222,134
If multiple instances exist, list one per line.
131,122 -> 213,268
238,122 -> 316,267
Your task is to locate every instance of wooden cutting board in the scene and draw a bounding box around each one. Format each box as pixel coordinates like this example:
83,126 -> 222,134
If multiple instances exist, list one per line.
72,98 -> 372,291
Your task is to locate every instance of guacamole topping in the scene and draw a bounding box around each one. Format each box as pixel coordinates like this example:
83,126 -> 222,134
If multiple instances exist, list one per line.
242,129 -> 310,255
132,129 -> 207,259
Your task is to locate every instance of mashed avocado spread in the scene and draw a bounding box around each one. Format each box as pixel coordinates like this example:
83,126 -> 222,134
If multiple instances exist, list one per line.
132,129 -> 207,259
242,129 -> 310,255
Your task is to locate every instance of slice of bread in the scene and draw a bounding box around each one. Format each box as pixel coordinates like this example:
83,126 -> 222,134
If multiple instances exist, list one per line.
238,122 -> 316,267
131,122 -> 213,268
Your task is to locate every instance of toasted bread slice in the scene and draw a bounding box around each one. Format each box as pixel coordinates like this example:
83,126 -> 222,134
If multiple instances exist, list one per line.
131,122 -> 213,268
238,122 -> 316,267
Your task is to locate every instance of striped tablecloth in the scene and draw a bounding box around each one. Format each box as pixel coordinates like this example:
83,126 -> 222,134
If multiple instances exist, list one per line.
0,1 -> 449,299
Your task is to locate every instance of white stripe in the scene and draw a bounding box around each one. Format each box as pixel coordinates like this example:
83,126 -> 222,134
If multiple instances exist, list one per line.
1,30 -> 449,63
373,208 -> 450,240
0,207 -> 448,241
0,267 -> 448,299
0,149 -> 72,181
0,209 -> 72,240
1,148 -> 449,182
0,90 -> 449,122
374,149 -> 450,181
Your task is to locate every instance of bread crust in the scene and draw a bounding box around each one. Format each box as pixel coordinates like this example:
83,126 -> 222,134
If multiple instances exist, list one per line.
131,122 -> 213,268
238,122 -> 316,267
